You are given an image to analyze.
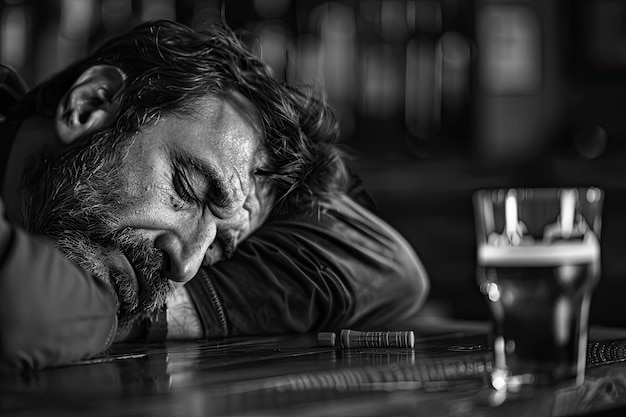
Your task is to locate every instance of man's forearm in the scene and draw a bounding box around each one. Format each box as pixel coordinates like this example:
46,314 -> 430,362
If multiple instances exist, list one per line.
185,194 -> 429,338
0,204 -> 117,371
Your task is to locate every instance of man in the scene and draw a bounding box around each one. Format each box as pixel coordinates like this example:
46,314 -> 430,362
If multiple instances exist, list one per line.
0,19 -> 428,371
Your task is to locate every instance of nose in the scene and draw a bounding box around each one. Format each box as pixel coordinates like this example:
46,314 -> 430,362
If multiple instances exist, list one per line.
154,219 -> 216,283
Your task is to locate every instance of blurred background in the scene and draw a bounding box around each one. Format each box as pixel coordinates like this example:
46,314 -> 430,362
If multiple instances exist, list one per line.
2,0 -> 626,325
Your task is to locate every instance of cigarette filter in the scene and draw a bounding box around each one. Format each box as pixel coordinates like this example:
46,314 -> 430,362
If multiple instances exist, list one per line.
317,332 -> 337,347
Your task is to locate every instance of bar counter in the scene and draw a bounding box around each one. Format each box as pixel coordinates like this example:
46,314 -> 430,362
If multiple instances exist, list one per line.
3,319 -> 626,416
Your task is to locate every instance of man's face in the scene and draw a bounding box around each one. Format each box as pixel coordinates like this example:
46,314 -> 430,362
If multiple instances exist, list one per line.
20,93 -> 272,325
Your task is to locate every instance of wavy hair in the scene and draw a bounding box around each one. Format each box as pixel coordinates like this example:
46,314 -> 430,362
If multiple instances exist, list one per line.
12,19 -> 349,215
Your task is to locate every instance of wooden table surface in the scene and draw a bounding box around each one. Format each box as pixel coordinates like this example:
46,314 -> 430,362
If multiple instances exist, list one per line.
3,319 -> 626,417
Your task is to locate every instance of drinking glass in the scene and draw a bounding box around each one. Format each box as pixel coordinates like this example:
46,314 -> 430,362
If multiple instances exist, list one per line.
473,187 -> 603,392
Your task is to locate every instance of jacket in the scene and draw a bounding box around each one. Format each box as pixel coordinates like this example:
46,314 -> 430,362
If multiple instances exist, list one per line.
0,66 -> 428,371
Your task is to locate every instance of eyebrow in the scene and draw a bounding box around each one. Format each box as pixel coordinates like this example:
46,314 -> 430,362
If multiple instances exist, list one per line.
167,143 -> 234,209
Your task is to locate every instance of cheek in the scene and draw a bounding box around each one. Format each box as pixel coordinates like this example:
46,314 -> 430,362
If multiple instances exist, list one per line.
115,165 -> 171,219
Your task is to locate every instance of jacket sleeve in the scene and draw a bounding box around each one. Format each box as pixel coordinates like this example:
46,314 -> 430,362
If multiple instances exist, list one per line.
186,194 -> 429,337
0,199 -> 118,372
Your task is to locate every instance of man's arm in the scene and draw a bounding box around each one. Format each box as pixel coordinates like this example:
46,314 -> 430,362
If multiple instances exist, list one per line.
183,194 -> 429,338
0,199 -> 118,372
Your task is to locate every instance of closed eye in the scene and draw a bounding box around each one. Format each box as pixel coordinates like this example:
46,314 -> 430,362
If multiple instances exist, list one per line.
172,168 -> 200,205
168,142 -> 238,215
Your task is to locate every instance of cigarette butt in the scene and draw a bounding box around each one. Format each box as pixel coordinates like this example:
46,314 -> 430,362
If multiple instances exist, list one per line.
317,332 -> 337,347
340,329 -> 415,349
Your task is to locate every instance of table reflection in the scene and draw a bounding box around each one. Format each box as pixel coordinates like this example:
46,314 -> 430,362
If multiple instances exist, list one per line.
2,326 -> 626,416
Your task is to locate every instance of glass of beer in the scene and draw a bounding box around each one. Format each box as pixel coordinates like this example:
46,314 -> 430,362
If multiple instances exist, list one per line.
473,188 -> 603,392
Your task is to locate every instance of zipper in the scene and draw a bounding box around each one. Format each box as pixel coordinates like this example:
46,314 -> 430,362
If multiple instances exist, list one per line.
196,268 -> 229,337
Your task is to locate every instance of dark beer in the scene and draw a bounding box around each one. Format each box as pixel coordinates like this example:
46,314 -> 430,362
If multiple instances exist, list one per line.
477,235 -> 600,388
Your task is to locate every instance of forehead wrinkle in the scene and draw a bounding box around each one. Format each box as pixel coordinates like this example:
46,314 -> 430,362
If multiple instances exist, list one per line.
170,94 -> 263,207
188,94 -> 260,161
186,95 -> 232,146
228,168 -> 245,201
221,95 -> 268,196
216,92 -> 266,198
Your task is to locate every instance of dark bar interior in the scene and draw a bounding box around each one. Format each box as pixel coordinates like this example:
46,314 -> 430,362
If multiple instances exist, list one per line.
0,0 -> 626,342
3,0 -> 626,415
2,0 -> 615,325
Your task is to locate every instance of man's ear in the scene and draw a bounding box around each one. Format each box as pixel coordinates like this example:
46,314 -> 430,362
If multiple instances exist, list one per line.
55,65 -> 126,144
